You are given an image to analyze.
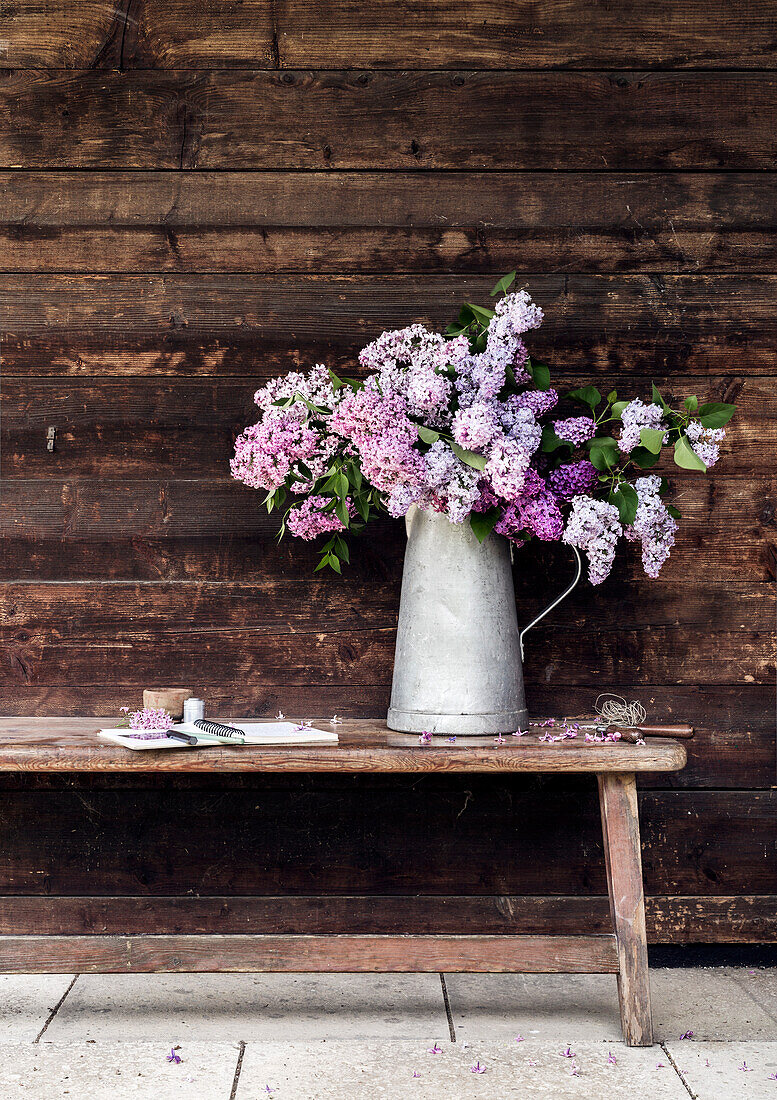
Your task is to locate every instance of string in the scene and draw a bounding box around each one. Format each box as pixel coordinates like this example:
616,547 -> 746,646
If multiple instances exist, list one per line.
594,693 -> 647,729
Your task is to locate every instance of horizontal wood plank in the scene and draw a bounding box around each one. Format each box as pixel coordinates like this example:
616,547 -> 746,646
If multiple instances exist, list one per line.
2,172 -> 776,274
4,1 -> 776,69
2,275 -> 777,379
0,894 -> 772,942
0,373 -> 767,479
0,785 -> 771,896
2,71 -> 776,169
0,933 -> 619,973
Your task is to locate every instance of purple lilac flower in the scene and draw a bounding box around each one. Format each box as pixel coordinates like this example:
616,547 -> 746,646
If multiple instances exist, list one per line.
548,459 -> 598,500
562,495 -> 623,585
553,416 -> 597,446
624,475 -> 677,578
686,419 -> 725,468
286,495 -> 352,541
485,438 -> 533,501
470,1061 -> 486,1074
166,1048 -> 182,1064
618,399 -> 666,454
512,388 -> 558,418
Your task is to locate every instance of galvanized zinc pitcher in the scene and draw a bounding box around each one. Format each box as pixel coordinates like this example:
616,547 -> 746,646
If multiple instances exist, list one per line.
387,506 -> 581,735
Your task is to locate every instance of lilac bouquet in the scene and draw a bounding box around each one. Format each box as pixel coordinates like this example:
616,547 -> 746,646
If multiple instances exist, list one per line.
231,274 -> 734,583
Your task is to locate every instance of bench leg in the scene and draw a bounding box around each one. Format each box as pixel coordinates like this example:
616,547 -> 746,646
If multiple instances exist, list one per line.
598,772 -> 653,1046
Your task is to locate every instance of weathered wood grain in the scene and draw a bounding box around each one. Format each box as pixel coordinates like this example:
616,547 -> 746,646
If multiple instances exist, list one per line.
2,274 -> 777,378
2,172 -> 776,274
4,1 -> 776,69
1,373 -> 768,478
599,772 -> 653,1044
2,70 -> 776,169
0,784 -> 771,896
0,933 -> 620,974
0,894 -> 773,942
3,478 -> 773,583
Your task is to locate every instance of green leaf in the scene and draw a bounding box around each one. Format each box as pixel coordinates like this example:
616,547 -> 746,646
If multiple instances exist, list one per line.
446,323 -> 469,338
609,482 -> 638,526
490,271 -> 516,297
684,394 -> 698,413
450,441 -> 487,470
611,400 -> 629,419
457,304 -> 475,326
336,472 -> 350,499
666,504 -> 682,520
417,425 -> 441,445
588,436 -> 619,471
328,369 -> 345,391
468,303 -> 496,326
639,427 -> 666,455
469,508 -> 500,544
607,389 -> 617,404
354,494 -> 369,521
527,359 -> 551,391
335,497 -> 351,525
630,445 -> 661,469
328,553 -> 342,574
652,383 -> 671,413
674,434 -> 708,472
567,385 -> 601,411
314,555 -> 330,572
541,424 -> 567,453
697,402 -> 736,429
334,536 -> 350,564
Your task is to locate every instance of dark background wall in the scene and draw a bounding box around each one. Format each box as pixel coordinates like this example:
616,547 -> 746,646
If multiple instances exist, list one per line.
0,2 -> 775,940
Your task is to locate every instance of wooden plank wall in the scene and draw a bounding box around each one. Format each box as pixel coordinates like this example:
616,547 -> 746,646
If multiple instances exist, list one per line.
0,1 -> 775,940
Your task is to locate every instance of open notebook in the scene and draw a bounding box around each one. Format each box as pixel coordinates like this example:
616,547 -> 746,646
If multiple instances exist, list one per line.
99,721 -> 339,751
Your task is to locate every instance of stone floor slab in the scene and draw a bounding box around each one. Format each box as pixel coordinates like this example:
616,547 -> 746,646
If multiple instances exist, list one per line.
444,968 -> 777,1042
666,1040 -> 777,1099
0,1042 -> 239,1098
0,975 -> 75,1042
726,968 -> 777,1026
237,1040 -> 690,1099
44,973 -> 449,1041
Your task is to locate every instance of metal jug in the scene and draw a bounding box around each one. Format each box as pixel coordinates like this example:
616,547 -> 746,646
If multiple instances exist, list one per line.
387,506 -> 581,735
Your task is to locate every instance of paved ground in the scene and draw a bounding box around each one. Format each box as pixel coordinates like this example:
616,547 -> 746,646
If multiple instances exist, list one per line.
0,968 -> 774,1097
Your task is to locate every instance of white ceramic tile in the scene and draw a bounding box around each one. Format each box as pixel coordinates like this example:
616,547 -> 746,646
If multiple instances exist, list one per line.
237,1039 -> 690,1099
666,1040 -> 777,1099
45,973 -> 449,1041
0,1041 -> 238,1098
0,975 -> 75,1042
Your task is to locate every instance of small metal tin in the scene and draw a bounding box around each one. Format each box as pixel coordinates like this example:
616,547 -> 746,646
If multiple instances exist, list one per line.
183,697 -> 205,723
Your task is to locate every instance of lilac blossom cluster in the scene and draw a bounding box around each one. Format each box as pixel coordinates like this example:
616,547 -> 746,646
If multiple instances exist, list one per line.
231,281 -> 733,583
120,706 -> 172,740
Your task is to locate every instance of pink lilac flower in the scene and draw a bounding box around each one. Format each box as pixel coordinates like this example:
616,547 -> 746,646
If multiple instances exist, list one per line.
570,1064 -> 581,1076
679,1030 -> 694,1039
624,475 -> 677,578
419,731 -> 433,745
412,1071 -> 421,1078
553,416 -> 596,446
618,399 -> 666,453
563,495 -> 622,585
470,1061 -> 486,1074
686,419 -> 725,468
286,495 -> 352,541
126,707 -> 171,740
452,401 -> 501,451
485,438 -> 533,501
560,1047 -> 576,1058
607,1052 -> 617,1065
231,411 -> 322,492
739,1062 -> 752,1072
549,460 -> 598,500
515,1035 -> 525,1042
427,1043 -> 442,1054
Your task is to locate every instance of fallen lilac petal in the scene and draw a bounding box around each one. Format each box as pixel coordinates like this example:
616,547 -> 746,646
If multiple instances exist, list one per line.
330,714 -> 343,724
470,1062 -> 486,1074
636,737 -> 646,745
768,1072 -> 777,1080
570,1064 -> 581,1077
739,1062 -> 752,1072
412,1071 -> 421,1079
607,1052 -> 617,1065
514,1035 -> 525,1043
447,736 -> 456,743
275,711 -> 285,719
679,1030 -> 694,1039
419,731 -> 433,745
705,1059 -> 711,1067
656,1062 -> 665,1069
427,1043 -> 442,1054
494,735 -> 505,744
527,1059 -> 538,1067
560,1047 -> 576,1058
166,1048 -> 182,1064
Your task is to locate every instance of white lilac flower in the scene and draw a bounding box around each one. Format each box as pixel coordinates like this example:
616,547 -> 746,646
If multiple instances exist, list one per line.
452,401 -> 501,451
562,496 -> 623,585
624,475 -> 677,579
618,399 -> 666,453
686,419 -> 725,468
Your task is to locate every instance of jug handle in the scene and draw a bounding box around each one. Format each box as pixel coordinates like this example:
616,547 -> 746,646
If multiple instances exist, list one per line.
518,545 -> 582,660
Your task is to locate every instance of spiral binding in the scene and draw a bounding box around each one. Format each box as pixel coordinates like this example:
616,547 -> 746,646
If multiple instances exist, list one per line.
193,719 -> 242,739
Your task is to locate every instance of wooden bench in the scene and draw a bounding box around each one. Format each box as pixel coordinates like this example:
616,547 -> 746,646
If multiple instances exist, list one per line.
0,718 -> 686,1046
